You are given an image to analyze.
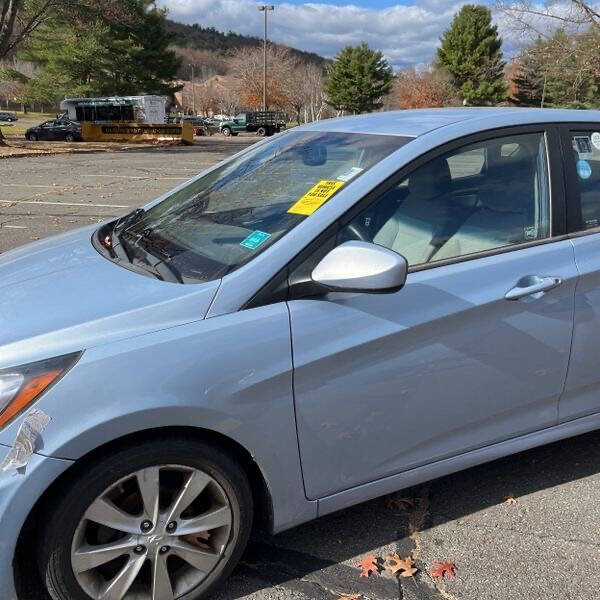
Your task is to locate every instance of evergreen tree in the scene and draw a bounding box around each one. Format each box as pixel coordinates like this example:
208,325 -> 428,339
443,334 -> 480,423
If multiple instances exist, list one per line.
1,0 -> 137,61
108,0 -> 182,96
19,0 -> 181,100
512,29 -> 600,109
325,42 -> 393,114
511,40 -> 547,107
437,4 -> 506,105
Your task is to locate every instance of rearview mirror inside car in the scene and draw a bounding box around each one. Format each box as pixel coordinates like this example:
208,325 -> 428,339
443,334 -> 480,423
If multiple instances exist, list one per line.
311,241 -> 407,294
300,143 -> 327,166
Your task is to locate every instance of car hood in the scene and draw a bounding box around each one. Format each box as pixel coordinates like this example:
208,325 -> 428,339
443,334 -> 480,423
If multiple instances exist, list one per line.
0,226 -> 220,367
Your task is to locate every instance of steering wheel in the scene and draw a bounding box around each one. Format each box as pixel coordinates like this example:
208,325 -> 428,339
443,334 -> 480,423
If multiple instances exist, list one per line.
343,221 -> 371,242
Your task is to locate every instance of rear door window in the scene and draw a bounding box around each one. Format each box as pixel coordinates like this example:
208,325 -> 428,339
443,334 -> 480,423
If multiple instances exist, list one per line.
565,129 -> 600,230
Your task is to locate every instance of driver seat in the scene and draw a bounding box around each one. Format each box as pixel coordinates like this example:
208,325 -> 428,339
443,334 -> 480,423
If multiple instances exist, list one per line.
373,157 -> 458,265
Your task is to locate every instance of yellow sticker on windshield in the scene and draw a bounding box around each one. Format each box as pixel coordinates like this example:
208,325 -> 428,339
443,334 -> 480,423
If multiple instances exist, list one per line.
288,180 -> 345,216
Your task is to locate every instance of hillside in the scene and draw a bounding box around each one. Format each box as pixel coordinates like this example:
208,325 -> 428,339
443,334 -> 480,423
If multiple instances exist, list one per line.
165,19 -> 326,66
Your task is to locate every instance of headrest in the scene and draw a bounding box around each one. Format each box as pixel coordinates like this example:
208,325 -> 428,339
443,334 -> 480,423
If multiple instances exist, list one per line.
479,160 -> 534,213
408,157 -> 451,200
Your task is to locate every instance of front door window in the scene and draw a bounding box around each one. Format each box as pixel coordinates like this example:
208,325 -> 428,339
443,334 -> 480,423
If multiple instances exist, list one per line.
340,133 -> 551,266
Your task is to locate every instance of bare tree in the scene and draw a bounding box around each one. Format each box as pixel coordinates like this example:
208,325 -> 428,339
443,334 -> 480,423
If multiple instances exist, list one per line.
497,1 -> 600,82
172,47 -> 229,82
229,44 -> 297,109
286,62 -> 307,124
302,63 -> 326,122
0,77 -> 22,107
497,1 -> 599,30
497,1 -> 600,40
392,67 -> 458,109
214,87 -> 240,118
269,60 -> 326,124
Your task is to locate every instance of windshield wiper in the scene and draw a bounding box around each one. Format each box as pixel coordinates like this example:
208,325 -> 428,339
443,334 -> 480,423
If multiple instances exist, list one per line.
108,208 -> 146,262
120,231 -> 183,284
114,208 -> 145,235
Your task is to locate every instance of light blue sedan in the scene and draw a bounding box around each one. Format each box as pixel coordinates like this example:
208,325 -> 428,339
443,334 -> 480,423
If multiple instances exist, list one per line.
2,108 -> 600,600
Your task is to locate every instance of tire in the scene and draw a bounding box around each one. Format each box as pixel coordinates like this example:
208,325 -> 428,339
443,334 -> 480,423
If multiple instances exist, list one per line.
38,437 -> 253,600
28,133 -> 38,141
257,127 -> 267,137
65,133 -> 75,143
221,127 -> 231,137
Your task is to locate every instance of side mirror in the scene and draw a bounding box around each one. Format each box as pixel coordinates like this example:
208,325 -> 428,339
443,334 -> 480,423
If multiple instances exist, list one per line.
312,241 -> 407,294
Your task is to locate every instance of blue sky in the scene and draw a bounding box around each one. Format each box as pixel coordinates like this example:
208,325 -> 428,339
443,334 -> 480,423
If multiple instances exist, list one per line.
159,1 -> 509,69
281,0 -> 414,5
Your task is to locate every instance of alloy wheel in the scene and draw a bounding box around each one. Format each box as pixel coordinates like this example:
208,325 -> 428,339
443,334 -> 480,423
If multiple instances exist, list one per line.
70,465 -> 233,600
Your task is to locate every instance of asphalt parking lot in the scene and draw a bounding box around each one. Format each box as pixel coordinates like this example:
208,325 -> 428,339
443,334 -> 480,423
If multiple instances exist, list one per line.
2,139 -> 600,600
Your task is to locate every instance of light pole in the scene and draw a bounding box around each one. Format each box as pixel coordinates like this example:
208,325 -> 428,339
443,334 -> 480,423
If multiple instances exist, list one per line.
258,5 -> 274,111
189,63 -> 196,115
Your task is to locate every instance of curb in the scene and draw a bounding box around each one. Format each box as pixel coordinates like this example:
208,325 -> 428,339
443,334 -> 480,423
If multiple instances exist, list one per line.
0,142 -> 184,160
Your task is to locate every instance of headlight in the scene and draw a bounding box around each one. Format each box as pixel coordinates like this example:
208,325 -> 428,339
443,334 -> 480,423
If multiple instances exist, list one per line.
0,352 -> 82,428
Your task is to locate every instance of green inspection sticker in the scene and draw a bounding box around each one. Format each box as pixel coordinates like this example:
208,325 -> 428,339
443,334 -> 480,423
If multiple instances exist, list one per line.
240,230 -> 271,250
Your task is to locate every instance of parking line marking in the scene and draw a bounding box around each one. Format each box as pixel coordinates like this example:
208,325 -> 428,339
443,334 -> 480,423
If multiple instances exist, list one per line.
0,183 -> 59,189
0,199 -> 130,208
79,174 -> 188,180
2,225 -> 26,229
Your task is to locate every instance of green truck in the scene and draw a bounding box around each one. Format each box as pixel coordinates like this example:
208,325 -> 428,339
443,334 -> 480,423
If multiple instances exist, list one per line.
220,111 -> 287,137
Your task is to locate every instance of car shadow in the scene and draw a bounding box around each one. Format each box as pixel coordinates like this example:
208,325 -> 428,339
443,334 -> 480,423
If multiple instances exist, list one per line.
215,428 -> 600,599
16,429 -> 600,599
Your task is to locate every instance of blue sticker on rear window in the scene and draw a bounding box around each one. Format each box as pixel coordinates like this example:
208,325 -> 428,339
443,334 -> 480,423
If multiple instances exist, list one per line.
240,230 -> 271,250
577,159 -> 592,180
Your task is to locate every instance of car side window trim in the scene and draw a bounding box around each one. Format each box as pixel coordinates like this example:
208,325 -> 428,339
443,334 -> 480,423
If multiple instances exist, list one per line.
244,124 -> 567,310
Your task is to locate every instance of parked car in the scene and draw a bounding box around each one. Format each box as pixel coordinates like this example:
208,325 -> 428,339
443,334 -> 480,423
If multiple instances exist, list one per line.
183,116 -> 210,136
25,119 -> 82,142
0,111 -> 17,122
3,108 -> 600,600
204,117 -> 223,127
220,110 -> 286,136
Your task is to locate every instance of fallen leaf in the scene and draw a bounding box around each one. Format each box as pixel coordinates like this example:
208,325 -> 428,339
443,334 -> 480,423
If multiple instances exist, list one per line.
335,594 -> 361,600
430,561 -> 457,579
387,553 -> 418,577
385,492 -> 415,511
504,495 -> 518,505
358,555 -> 379,578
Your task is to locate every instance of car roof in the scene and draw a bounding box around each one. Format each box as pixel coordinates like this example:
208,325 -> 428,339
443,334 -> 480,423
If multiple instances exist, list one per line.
302,107 -> 600,137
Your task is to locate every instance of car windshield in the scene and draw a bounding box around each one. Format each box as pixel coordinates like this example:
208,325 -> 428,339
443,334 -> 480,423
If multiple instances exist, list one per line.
115,130 -> 410,283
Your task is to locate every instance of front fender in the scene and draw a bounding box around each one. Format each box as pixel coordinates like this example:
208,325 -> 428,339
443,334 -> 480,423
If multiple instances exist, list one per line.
1,304 -> 316,532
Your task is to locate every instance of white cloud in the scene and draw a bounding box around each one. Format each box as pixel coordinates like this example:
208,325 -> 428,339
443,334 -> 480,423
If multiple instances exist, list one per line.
158,0 -> 474,69
159,1 -> 600,68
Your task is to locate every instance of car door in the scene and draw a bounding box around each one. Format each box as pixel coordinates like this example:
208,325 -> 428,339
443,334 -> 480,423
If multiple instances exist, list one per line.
233,114 -> 246,133
289,127 -> 578,500
37,121 -> 53,140
558,124 -> 600,422
51,120 -> 66,140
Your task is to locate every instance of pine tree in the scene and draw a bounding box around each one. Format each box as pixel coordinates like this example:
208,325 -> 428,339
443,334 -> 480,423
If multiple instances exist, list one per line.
511,42 -> 546,107
109,0 -> 182,96
511,29 -> 600,109
437,4 -> 506,105
19,0 -> 181,100
325,42 -> 393,114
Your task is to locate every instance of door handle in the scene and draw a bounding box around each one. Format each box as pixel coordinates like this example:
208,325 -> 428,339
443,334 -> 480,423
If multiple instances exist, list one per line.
505,275 -> 562,301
